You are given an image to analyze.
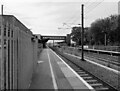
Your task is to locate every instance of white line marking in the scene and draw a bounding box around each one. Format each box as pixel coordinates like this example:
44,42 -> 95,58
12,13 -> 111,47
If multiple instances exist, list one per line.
28,80 -> 32,88
37,61 -> 44,64
50,49 -> 94,90
47,49 -> 58,90
65,53 -> 120,74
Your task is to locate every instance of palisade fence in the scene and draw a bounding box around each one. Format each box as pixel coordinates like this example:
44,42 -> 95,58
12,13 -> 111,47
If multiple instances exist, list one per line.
0,15 -> 38,90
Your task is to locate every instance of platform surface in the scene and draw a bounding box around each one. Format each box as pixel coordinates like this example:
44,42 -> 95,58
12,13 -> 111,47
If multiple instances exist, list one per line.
29,48 -> 93,90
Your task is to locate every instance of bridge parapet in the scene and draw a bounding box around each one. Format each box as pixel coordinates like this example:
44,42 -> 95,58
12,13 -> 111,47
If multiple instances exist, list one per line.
41,35 -> 66,40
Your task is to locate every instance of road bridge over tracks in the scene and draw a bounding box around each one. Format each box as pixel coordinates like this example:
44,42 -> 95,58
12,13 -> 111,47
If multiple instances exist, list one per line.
41,35 -> 66,40
35,34 -> 71,48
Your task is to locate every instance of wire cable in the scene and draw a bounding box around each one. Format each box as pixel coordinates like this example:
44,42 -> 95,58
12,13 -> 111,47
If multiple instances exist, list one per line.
84,0 -> 91,5
85,0 -> 101,13
85,0 -> 104,15
85,0 -> 98,9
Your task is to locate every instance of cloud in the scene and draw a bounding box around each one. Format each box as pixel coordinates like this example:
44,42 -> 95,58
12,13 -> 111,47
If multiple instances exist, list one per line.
0,0 -> 118,36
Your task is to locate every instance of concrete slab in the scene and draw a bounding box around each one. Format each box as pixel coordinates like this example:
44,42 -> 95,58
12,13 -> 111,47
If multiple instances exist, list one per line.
57,62 -> 67,67
67,77 -> 90,89
61,67 -> 76,77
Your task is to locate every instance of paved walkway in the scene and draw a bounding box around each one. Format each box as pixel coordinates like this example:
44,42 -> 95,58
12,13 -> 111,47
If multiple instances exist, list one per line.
29,48 -> 93,90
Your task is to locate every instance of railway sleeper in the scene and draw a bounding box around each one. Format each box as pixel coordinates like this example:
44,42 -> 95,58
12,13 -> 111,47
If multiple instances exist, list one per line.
95,87 -> 109,91
77,71 -> 86,74
73,68 -> 83,72
82,76 -> 92,80
79,74 -> 89,76
86,79 -> 98,83
76,69 -> 83,72
86,80 -> 99,84
90,83 -> 103,87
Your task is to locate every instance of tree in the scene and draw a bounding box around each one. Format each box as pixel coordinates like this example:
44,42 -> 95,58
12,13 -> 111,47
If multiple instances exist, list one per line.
90,19 -> 105,45
71,15 -> 119,46
89,15 -> 119,45
71,27 -> 81,45
71,27 -> 89,45
108,15 -> 118,45
116,15 -> 120,45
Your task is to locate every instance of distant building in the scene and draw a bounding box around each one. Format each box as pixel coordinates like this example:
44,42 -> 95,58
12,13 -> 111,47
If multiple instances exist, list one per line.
34,34 -> 43,48
66,34 -> 71,46
35,34 -> 42,40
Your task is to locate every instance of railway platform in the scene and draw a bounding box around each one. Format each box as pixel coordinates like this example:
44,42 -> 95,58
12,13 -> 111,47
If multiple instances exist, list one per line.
29,48 -> 94,90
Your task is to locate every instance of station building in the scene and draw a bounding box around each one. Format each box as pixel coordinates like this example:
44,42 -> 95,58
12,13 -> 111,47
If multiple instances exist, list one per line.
0,15 -> 38,90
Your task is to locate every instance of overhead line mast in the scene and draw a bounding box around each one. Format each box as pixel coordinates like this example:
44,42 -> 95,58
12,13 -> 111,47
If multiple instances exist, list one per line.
81,4 -> 85,61
1,5 -> 3,15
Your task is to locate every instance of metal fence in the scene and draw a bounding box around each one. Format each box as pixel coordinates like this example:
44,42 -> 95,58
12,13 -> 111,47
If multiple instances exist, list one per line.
0,15 -> 38,90
88,45 -> 119,52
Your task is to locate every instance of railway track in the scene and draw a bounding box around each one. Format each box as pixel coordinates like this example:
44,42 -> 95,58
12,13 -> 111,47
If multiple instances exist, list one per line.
81,53 -> 119,66
84,51 -> 119,61
53,49 -> 118,91
66,47 -> 119,67
82,52 -> 120,66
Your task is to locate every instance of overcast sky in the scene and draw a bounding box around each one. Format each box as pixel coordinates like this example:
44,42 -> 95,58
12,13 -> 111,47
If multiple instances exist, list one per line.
0,0 -> 119,36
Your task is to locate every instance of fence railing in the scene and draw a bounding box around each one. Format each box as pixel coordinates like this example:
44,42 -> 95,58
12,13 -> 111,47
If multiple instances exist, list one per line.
88,45 -> 119,52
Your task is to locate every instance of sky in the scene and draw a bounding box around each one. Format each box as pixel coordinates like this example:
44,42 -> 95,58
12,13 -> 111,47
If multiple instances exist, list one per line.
0,0 -> 119,36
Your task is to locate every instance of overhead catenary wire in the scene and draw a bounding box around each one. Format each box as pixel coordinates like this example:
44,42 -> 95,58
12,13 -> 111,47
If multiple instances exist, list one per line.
85,0 -> 99,9
62,0 -> 92,25
84,0 -> 105,20
62,9 -> 82,27
83,0 -> 91,5
64,0 -> 103,23
63,6 -> 81,24
61,0 -> 105,28
65,0 -> 91,23
85,2 -> 105,20
85,0 -> 104,15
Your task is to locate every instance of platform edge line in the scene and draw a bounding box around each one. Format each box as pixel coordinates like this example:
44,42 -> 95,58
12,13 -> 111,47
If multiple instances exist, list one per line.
47,49 -> 58,90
